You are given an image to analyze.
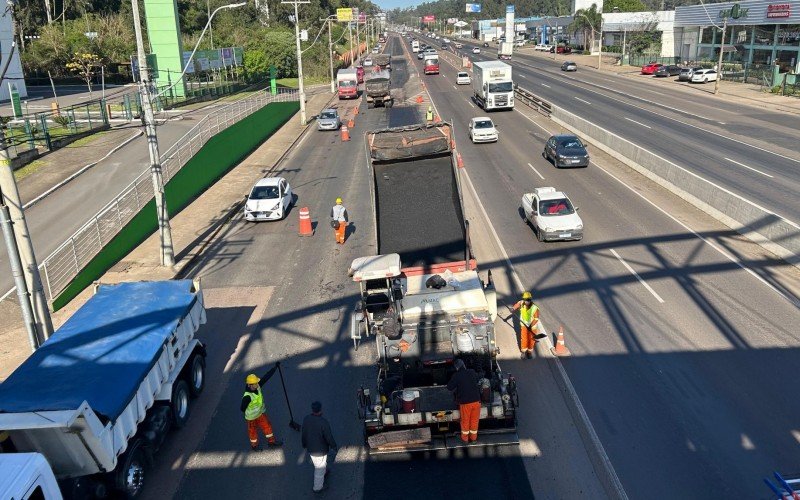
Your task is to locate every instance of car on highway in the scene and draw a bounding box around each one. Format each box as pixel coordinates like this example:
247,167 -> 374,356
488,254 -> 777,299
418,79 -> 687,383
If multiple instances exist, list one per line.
654,64 -> 682,77
473,47 -> 481,54
468,116 -> 498,143
455,42 -> 463,49
543,134 -> 590,168
363,57 -> 373,67
691,68 -> 718,83
316,108 -> 341,131
244,177 -> 293,222
456,71 -> 471,85
483,42 -> 490,47
356,65 -> 365,84
515,40 -> 525,47
561,61 -> 577,71
678,66 -> 704,81
534,43 -> 553,51
372,47 -> 379,54
417,51 -> 425,60
641,62 -> 663,74
522,187 -> 583,242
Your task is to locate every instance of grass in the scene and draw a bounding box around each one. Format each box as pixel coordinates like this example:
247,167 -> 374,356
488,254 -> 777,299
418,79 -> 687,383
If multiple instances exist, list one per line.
13,130 -> 110,181
275,76 -> 329,88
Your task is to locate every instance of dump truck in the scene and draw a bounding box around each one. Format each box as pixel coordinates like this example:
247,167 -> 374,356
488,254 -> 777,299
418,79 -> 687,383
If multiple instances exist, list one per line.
350,123 -> 519,454
0,280 -> 208,499
364,70 -> 394,109
373,53 -> 391,71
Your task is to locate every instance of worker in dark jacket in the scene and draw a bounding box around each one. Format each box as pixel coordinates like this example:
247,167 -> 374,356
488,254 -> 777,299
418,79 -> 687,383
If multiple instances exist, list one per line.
447,359 -> 481,443
302,401 -> 338,493
241,362 -> 283,450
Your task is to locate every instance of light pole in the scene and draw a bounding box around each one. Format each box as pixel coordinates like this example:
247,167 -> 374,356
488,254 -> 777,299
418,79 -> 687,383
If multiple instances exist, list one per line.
577,12 -> 602,69
324,16 -> 335,93
283,0 -> 310,125
714,16 -> 729,95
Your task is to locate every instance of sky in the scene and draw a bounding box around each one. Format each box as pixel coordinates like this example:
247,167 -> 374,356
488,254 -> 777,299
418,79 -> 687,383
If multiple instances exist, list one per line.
373,0 -> 427,11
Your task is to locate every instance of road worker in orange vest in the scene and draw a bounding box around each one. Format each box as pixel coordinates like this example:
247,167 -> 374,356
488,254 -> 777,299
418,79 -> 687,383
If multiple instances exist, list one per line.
241,363 -> 283,450
512,292 -> 540,359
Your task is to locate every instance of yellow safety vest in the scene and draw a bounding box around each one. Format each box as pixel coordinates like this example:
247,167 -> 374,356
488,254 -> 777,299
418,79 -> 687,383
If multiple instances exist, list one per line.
244,389 -> 265,421
519,303 -> 539,327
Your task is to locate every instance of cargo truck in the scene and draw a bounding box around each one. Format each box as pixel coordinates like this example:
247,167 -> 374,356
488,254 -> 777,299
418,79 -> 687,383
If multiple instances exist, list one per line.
337,68 -> 359,99
349,123 -> 519,454
364,70 -> 394,108
472,60 -> 514,111
373,53 -> 391,72
0,280 -> 208,499
498,41 -> 513,60
423,54 -> 440,75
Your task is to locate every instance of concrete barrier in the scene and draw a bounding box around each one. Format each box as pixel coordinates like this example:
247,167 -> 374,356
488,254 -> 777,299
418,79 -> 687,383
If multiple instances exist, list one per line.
550,106 -> 800,266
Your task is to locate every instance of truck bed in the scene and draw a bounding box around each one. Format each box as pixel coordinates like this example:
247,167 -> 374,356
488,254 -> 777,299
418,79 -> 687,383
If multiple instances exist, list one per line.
370,125 -> 465,267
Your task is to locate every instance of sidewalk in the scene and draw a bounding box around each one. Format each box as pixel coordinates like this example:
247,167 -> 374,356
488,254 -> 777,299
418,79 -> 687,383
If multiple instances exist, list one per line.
0,91 -> 334,381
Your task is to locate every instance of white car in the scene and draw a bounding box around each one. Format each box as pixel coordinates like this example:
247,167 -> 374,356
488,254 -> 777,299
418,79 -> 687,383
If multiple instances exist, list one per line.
455,43 -> 463,49
521,188 -> 583,242
456,71 -> 471,85
472,47 -> 481,54
244,177 -> 293,221
691,68 -> 718,83
515,40 -> 525,47
534,44 -> 553,52
469,116 -> 498,143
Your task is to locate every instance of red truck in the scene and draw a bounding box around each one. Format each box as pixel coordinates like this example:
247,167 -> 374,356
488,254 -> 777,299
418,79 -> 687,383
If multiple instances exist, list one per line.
424,54 -> 440,75
337,68 -> 359,99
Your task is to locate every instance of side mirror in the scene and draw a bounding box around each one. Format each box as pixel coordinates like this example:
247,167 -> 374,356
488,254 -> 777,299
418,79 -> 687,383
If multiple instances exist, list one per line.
575,207 -> 580,212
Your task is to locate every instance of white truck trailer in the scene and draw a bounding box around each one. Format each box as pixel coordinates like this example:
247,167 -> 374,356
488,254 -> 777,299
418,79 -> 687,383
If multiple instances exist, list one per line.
472,61 -> 514,111
498,41 -> 513,60
0,280 -> 208,499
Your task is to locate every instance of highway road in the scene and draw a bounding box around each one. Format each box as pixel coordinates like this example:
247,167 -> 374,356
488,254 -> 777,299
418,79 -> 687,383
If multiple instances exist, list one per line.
404,34 -> 800,498
451,39 -> 800,226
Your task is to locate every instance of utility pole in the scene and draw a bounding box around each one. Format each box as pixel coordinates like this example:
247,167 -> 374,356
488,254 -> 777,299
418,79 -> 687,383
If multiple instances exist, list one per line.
283,0 -> 310,125
714,16 -> 728,95
325,17 -> 335,93
348,20 -> 354,63
131,0 -> 175,266
207,0 -> 214,48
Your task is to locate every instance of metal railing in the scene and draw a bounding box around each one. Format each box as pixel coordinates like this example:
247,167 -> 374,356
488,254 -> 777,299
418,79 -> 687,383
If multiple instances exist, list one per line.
514,86 -> 552,116
39,87 -> 300,301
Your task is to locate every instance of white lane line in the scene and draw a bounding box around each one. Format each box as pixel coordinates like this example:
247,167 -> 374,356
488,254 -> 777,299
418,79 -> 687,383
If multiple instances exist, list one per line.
623,117 -> 652,129
453,85 -> 457,90
609,249 -> 665,304
541,83 -> 551,88
527,162 -> 545,180
520,74 -> 527,79
574,96 -> 591,105
724,157 -> 774,178
469,101 -> 476,108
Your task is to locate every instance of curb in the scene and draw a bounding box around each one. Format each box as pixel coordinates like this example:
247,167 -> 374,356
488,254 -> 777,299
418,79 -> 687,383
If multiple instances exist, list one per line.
23,130 -> 143,210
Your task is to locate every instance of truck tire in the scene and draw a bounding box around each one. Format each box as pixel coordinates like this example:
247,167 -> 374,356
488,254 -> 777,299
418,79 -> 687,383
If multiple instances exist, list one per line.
386,99 -> 394,108
188,353 -> 206,398
115,439 -> 146,499
171,380 -> 191,428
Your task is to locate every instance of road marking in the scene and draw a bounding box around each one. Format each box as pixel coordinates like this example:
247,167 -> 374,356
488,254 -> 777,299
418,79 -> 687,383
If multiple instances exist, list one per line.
609,249 -> 665,303
469,101 -> 476,108
520,74 -> 527,78
453,85 -> 457,90
574,96 -> 591,105
541,83 -> 550,88
527,162 -> 545,180
724,157 -> 774,178
623,117 -> 652,129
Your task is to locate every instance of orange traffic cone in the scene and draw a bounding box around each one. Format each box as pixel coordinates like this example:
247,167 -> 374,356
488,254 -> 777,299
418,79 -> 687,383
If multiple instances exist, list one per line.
341,125 -> 350,142
456,152 -> 464,169
434,115 -> 441,123
347,118 -> 355,128
298,207 -> 313,236
354,105 -> 359,115
416,95 -> 423,104
550,326 -> 571,357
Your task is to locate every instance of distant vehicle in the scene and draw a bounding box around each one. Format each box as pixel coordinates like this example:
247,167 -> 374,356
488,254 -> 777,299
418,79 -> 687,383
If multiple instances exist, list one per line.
483,42 -> 489,47
473,60 -> 514,110
441,42 -> 449,49
417,51 -> 425,60
522,187 -> 584,242
534,43 -> 552,51
363,57 -> 374,67
498,41 -> 513,60
543,134 -> 590,168
245,177 -> 293,221
317,108 -> 341,131
472,46 -> 481,54
455,42 -> 463,49
515,40 -> 525,47
641,62 -> 663,75
654,65 -> 682,77
412,40 -> 420,52
469,116 -> 498,143
561,61 -> 577,71
550,44 -> 572,54
691,68 -> 718,83
337,68 -> 358,99
678,66 -> 704,81
456,71 -> 471,85
424,54 -> 440,75
364,70 -> 393,108
356,65 -> 365,84
372,47 -> 379,53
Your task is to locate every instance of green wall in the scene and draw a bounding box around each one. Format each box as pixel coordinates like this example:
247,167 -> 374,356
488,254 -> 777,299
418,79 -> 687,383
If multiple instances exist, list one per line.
145,0 -> 186,97
51,101 -> 300,311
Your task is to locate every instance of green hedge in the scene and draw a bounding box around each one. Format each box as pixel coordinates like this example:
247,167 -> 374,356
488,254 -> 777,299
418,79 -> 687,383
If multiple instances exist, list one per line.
51,100 -> 300,311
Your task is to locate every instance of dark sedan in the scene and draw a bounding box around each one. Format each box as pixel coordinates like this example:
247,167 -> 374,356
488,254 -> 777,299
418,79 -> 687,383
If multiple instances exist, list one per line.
543,134 -> 590,168
654,65 -> 682,77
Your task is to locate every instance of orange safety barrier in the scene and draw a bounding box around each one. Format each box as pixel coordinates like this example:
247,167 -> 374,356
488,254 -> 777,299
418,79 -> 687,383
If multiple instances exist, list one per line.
457,152 -> 464,168
551,326 -> 572,357
298,207 -> 313,236
341,125 -> 350,142
416,95 -> 424,103
347,118 -> 355,128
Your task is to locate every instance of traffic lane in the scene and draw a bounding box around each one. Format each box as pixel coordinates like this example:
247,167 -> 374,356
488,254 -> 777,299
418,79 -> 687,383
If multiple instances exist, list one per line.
422,62 -> 800,497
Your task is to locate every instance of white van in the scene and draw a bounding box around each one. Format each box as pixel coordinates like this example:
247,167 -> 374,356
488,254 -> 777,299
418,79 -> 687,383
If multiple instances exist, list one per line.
412,40 -> 419,53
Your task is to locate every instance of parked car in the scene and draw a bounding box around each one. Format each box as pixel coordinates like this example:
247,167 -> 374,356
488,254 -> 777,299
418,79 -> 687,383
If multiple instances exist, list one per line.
244,177 -> 293,221
561,61 -> 577,71
550,44 -> 572,54
543,134 -> 590,168
691,68 -> 718,83
456,71 -> 471,85
515,40 -> 525,47
469,116 -> 498,143
641,62 -> 663,75
534,43 -> 553,51
317,108 -> 341,131
654,65 -> 682,77
483,42 -> 490,47
678,66 -> 705,81
521,187 -> 584,242
473,47 -> 481,54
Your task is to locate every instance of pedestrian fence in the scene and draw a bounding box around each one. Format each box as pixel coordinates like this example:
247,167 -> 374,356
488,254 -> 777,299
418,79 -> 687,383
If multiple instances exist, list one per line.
38,87 -> 301,302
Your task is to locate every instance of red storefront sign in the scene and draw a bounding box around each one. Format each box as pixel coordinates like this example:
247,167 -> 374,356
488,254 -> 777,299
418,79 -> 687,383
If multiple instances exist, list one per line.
766,3 -> 791,18
422,15 -> 435,22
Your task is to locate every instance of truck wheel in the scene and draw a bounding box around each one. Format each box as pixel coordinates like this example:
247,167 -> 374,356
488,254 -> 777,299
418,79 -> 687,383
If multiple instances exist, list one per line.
188,354 -> 206,398
386,100 -> 393,108
171,380 -> 191,428
115,440 -> 146,499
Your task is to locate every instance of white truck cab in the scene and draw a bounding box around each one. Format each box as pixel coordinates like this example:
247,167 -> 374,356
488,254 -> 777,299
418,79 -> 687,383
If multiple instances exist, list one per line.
0,453 -> 63,500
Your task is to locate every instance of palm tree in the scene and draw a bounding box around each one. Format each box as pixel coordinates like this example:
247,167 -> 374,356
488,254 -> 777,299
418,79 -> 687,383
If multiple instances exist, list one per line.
570,3 -> 602,51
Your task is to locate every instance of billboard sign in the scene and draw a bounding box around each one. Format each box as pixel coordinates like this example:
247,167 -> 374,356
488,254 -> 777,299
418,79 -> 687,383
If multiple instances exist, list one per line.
422,15 -> 435,22
181,51 -> 196,74
336,8 -> 353,21
466,3 -> 481,12
233,47 -> 243,66
506,5 -> 515,13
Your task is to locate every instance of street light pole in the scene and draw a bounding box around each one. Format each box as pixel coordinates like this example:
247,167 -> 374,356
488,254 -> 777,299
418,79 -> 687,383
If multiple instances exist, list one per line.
326,17 -> 335,93
714,15 -> 728,95
131,0 -> 175,267
283,0 -> 310,125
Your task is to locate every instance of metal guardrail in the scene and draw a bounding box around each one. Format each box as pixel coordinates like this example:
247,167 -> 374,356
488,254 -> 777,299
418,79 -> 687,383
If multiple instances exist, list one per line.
514,86 -> 552,117
38,88 -> 301,301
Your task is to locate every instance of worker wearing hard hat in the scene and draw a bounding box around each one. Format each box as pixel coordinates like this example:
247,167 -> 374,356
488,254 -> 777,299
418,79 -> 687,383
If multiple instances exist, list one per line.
241,362 -> 283,450
330,197 -> 349,244
512,292 -> 540,359
426,105 -> 434,122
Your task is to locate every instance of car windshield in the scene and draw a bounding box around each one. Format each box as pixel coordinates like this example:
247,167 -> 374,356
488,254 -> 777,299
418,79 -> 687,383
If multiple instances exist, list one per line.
340,79 -> 357,87
458,72 -> 468,77
320,111 -> 337,120
488,82 -> 513,93
250,185 -> 280,200
539,198 -> 574,216
558,138 -> 584,149
474,120 -> 494,129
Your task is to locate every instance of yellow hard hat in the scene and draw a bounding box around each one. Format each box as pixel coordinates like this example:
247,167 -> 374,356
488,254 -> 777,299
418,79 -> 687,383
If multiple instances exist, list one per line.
336,197 -> 343,204
522,291 -> 532,300
246,374 -> 259,385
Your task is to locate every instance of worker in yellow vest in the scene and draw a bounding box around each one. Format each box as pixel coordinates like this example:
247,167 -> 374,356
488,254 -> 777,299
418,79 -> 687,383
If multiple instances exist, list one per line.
512,292 -> 540,359
241,363 -> 283,450
426,105 -> 434,122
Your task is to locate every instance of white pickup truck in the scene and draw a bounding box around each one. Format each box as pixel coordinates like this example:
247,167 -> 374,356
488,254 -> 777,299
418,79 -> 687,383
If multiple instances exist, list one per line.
521,187 -> 584,242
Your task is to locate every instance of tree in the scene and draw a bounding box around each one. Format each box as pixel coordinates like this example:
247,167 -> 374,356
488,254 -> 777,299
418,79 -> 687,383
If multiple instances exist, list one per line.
604,0 -> 647,12
570,3 -> 602,51
66,53 -> 101,95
